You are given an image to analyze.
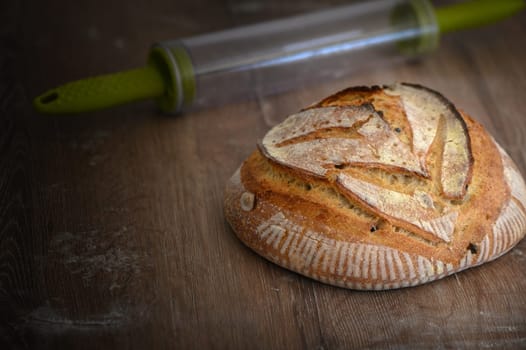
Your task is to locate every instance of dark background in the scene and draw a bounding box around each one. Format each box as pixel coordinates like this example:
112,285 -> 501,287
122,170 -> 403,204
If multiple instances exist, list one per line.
1,0 -> 525,348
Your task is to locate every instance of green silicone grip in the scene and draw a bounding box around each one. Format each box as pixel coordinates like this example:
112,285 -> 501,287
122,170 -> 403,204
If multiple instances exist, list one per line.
33,64 -> 165,114
34,44 -> 195,114
435,0 -> 525,34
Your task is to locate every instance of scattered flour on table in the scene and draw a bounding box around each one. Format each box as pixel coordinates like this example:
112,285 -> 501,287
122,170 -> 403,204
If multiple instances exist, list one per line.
50,226 -> 150,290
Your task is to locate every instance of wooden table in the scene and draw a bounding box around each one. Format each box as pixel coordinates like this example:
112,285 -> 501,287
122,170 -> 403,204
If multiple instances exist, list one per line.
2,0 -> 525,348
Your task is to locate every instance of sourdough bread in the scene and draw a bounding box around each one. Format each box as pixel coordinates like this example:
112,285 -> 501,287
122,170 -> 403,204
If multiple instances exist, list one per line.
224,83 -> 526,290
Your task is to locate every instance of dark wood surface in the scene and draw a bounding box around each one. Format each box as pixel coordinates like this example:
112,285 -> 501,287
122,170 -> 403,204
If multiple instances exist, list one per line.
1,0 -> 525,348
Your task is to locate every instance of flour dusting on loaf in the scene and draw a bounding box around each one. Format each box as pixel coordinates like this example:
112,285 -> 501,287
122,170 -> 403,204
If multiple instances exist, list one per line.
224,83 -> 526,290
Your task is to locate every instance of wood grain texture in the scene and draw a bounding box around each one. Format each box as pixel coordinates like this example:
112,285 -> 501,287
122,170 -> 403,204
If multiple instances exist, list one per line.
1,0 -> 525,348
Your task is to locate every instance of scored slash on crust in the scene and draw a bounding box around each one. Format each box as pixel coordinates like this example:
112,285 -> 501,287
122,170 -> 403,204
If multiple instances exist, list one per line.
396,83 -> 473,200
336,174 -> 458,242
260,104 -> 426,178
259,83 -> 473,242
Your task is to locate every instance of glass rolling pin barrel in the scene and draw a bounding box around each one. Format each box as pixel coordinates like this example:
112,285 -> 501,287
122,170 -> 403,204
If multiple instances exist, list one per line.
33,0 -> 524,114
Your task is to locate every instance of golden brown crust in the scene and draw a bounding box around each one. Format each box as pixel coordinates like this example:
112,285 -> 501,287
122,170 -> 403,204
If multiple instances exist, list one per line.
224,83 -> 526,290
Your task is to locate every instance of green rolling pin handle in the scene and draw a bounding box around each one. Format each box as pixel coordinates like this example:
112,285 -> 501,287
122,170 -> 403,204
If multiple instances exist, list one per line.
435,0 -> 525,34
33,64 -> 164,114
33,44 -> 195,114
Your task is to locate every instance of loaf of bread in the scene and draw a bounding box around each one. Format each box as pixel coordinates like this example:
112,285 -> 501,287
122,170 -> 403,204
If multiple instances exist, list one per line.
224,83 -> 526,290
